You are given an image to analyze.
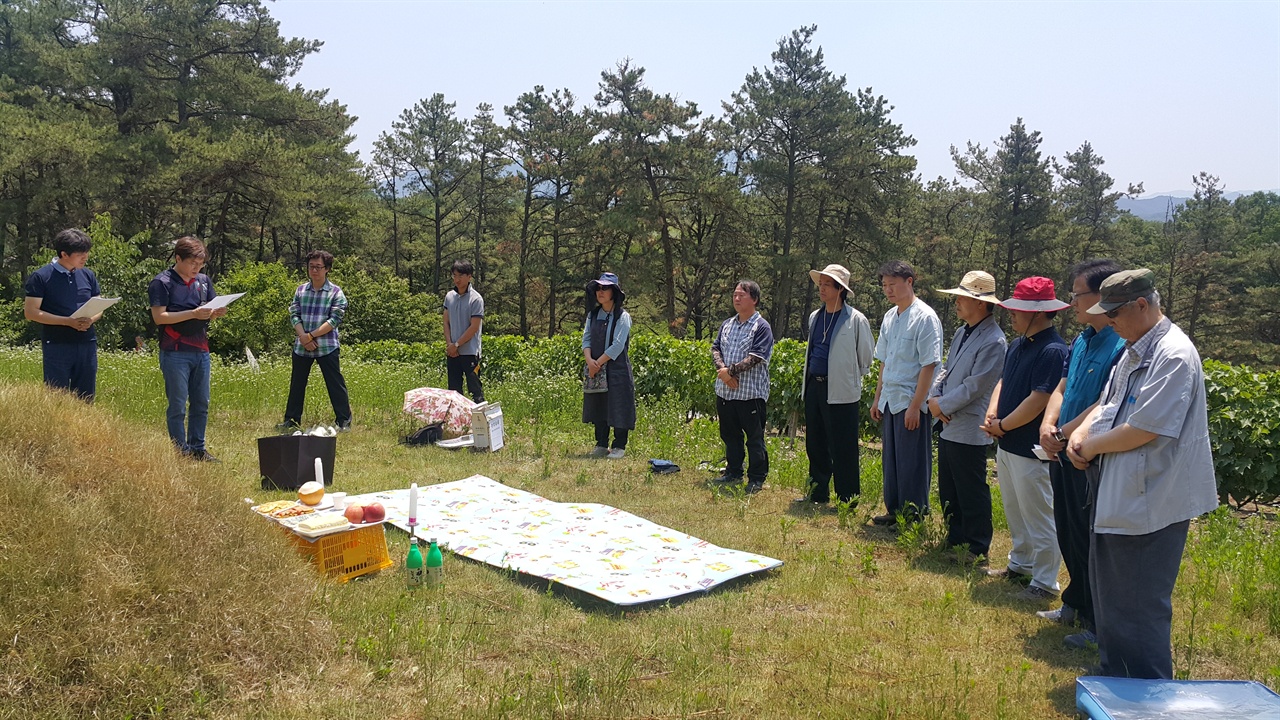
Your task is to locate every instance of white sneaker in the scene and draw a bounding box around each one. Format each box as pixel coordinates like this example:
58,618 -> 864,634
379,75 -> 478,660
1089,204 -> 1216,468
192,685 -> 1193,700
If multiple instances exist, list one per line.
606,448 -> 625,459
589,446 -> 609,458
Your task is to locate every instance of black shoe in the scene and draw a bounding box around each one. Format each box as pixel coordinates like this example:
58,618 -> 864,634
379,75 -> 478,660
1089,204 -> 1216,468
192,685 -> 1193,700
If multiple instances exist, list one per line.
712,473 -> 743,485
792,496 -> 828,506
276,420 -> 301,432
337,421 -> 352,433
871,514 -> 898,527
744,480 -> 764,495
190,449 -> 221,464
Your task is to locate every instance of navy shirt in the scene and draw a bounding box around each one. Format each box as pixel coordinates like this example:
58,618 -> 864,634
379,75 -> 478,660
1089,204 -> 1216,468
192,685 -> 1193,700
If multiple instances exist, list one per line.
23,259 -> 100,344
148,268 -> 217,352
806,308 -> 840,376
997,326 -> 1069,459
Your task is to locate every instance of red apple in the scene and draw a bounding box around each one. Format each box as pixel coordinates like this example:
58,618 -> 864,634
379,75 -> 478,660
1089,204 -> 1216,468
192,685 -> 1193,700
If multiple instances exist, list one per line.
344,504 -> 364,524
362,502 -> 386,523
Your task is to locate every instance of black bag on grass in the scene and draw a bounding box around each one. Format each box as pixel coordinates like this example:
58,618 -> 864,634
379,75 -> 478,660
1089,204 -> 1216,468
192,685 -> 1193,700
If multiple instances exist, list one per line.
402,423 -> 444,446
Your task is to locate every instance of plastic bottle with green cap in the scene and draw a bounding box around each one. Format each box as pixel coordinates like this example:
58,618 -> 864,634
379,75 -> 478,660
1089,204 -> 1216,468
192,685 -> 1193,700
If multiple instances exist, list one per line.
406,536 -> 424,588
425,537 -> 443,587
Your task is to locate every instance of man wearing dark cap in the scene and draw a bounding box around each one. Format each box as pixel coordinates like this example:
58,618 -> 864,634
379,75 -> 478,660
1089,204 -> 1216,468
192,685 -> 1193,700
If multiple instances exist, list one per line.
981,277 -> 1070,604
1066,269 -> 1218,679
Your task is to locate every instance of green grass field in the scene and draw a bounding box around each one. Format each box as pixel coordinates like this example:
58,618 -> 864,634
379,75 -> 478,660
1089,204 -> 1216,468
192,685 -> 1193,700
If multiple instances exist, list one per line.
0,347 -> 1276,719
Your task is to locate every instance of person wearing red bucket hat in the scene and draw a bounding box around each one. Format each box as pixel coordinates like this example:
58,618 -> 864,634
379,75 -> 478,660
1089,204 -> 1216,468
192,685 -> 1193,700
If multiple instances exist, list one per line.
981,276 -> 1070,603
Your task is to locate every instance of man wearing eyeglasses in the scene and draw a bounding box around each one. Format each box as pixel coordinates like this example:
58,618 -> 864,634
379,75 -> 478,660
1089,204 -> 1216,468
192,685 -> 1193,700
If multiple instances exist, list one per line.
1034,260 -> 1127,648
279,250 -> 352,432
1065,269 -> 1218,679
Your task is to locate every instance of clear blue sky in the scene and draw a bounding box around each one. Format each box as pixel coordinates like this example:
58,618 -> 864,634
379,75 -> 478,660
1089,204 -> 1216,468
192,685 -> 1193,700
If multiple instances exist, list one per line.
271,0 -> 1279,195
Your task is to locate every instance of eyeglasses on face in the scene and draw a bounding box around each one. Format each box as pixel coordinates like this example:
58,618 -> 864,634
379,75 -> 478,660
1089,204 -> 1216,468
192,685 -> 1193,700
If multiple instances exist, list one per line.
1069,290 -> 1098,302
1104,300 -> 1136,319
308,264 -> 327,270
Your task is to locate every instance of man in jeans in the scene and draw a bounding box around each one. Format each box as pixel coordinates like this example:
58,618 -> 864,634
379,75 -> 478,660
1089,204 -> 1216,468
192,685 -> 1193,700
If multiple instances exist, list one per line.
23,228 -> 104,401
279,250 -> 352,431
711,280 -> 775,495
443,259 -> 484,403
149,236 -> 227,461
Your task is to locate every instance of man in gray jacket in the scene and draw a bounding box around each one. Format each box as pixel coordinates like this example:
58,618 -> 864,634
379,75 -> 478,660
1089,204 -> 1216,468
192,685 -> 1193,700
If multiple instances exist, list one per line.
798,264 -> 875,506
929,271 -> 1007,563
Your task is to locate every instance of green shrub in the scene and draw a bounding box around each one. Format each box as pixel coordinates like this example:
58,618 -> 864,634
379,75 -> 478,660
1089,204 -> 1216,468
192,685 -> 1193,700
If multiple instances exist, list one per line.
210,260 -> 296,355
83,214 -> 166,351
1204,359 -> 1280,507
330,260 -> 439,345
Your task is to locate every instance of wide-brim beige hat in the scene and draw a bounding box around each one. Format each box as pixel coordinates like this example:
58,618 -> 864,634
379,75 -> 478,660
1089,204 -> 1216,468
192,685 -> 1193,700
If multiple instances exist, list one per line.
809,264 -> 852,294
937,270 -> 1000,304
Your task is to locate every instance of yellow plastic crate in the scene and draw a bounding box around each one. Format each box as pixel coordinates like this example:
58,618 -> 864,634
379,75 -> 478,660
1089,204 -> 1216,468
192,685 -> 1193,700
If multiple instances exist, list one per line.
289,523 -> 392,583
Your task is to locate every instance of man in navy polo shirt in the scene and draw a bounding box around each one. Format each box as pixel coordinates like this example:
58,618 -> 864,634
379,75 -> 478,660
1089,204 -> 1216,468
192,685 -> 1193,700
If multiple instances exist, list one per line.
23,229 -> 103,400
149,236 -> 227,462
981,276 -> 1070,604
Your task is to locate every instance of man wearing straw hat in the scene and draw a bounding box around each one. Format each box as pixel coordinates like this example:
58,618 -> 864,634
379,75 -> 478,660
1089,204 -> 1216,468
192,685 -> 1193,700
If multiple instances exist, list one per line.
928,271 -> 1007,564
797,264 -> 874,507
981,276 -> 1070,603
1066,269 -> 1217,679
870,260 -> 943,526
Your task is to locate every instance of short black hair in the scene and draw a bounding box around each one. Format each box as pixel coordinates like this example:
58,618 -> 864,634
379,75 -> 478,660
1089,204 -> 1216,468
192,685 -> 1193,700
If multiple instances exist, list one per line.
1044,310 -> 1058,320
736,279 -> 761,304
1068,259 -> 1122,293
451,259 -> 474,276
306,250 -> 334,270
877,260 -> 916,282
838,288 -> 849,303
53,228 -> 91,257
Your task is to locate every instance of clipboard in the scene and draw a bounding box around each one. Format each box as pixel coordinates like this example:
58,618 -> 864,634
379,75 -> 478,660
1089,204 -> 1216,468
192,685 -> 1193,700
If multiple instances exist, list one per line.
70,297 -> 121,319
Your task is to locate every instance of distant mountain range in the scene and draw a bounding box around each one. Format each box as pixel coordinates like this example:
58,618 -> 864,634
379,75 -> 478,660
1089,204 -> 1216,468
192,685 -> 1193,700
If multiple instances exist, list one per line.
1117,190 -> 1277,222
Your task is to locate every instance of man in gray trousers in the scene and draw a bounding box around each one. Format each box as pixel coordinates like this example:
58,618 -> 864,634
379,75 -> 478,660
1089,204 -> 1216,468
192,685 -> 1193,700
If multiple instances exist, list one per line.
1066,269 -> 1218,678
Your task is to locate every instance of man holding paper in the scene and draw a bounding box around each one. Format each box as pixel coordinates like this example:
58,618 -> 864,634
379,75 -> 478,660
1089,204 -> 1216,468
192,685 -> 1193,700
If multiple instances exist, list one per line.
149,236 -> 229,462
23,228 -> 104,400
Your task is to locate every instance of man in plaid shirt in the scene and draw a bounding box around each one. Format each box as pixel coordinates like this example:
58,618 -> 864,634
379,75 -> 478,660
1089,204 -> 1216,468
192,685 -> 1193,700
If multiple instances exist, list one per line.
712,279 -> 775,495
279,250 -> 352,431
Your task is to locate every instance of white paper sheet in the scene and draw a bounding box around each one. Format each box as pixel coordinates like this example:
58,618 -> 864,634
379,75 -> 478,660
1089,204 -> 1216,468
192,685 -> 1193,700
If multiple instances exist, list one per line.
200,292 -> 245,311
70,296 -> 121,318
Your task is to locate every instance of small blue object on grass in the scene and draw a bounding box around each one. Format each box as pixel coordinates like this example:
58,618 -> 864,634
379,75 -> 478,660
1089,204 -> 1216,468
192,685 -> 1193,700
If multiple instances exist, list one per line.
648,459 -> 680,474
1075,676 -> 1280,719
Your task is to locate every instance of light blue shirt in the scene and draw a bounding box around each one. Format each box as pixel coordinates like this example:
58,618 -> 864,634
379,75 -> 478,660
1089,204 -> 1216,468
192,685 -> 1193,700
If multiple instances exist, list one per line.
874,298 -> 943,414
581,309 -> 632,361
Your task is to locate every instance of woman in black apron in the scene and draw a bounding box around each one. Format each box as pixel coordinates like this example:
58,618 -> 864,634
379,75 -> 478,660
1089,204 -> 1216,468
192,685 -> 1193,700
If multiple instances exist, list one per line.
582,272 -> 636,458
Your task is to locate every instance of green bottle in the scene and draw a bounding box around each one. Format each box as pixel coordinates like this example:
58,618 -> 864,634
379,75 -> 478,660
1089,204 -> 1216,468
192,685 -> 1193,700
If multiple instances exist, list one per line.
406,536 -> 424,588
425,537 -> 444,587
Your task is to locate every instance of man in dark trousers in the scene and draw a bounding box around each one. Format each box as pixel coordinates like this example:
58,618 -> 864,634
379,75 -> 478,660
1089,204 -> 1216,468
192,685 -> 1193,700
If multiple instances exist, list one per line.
928,270 -> 1007,564
1036,260 -> 1126,647
1067,269 -> 1218,679
443,259 -> 485,403
712,280 -> 775,495
279,250 -> 353,431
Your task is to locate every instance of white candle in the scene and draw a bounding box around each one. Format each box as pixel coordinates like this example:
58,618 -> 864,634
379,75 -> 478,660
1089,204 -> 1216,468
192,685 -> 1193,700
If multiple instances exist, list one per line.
409,482 -> 419,525
314,457 -> 324,486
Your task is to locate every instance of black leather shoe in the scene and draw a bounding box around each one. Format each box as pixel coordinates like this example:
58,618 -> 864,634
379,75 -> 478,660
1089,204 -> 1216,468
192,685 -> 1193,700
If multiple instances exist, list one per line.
871,514 -> 898,526
191,449 -> 221,464
712,473 -> 743,485
276,420 -> 301,432
744,480 -> 764,494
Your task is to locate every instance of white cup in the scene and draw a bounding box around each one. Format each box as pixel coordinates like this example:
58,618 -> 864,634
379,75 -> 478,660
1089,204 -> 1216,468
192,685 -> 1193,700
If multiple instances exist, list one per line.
328,492 -> 347,511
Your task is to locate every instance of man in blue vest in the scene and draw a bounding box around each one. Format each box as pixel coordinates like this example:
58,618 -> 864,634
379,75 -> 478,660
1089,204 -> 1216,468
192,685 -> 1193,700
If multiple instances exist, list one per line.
23,229 -> 104,401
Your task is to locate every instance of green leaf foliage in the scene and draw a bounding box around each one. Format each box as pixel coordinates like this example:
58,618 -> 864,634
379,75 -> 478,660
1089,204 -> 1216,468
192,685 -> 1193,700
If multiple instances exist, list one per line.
1203,359 -> 1280,507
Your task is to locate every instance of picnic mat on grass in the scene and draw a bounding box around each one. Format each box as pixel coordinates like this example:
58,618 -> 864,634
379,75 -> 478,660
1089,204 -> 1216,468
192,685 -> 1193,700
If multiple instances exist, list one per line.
1075,676 -> 1280,719
350,475 -> 781,606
